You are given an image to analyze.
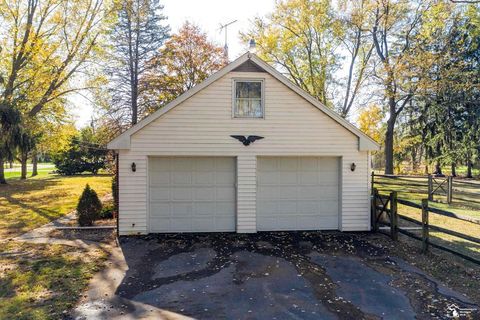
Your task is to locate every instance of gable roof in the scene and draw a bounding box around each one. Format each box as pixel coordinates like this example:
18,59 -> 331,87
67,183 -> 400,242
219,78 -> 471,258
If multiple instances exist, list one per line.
107,52 -> 380,151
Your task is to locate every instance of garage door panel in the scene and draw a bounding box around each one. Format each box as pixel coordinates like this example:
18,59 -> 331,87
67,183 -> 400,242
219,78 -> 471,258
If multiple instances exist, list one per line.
319,171 -> 339,181
216,187 -> 235,200
278,172 -> 297,184
193,172 -> 215,185
149,157 -> 236,233
297,186 -> 319,200
319,200 -> 338,212
150,202 -> 170,217
149,187 -> 170,201
172,158 -> 194,171
171,188 -> 192,201
297,201 -> 318,213
258,158 -> 277,171
215,201 -> 235,214
149,217 -> 171,231
150,158 -> 171,172
257,157 -> 340,231
194,202 -> 215,215
215,217 -> 236,231
215,172 -> 235,184
279,186 -> 297,198
216,158 -> 236,171
277,201 -> 297,214
195,187 -> 215,201
171,172 -> 192,184
149,172 -> 170,185
299,158 -> 317,169
171,202 -> 193,215
258,200 -> 276,214
258,171 -> 278,184
299,172 -> 318,185
194,158 -> 215,171
279,158 -> 298,170
192,217 -> 215,230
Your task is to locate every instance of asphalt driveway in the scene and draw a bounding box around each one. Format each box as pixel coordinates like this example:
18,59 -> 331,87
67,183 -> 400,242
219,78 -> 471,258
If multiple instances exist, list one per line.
73,232 -> 478,320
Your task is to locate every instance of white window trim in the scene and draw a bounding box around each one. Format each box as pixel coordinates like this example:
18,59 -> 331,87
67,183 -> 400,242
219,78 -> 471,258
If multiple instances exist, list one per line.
232,78 -> 265,119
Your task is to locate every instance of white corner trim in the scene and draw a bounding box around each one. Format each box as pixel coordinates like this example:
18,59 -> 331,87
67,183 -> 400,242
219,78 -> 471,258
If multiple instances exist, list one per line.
107,52 -> 380,151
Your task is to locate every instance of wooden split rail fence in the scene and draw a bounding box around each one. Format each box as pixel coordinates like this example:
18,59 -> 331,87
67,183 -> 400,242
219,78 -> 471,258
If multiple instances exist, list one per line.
372,173 -> 453,204
372,188 -> 480,265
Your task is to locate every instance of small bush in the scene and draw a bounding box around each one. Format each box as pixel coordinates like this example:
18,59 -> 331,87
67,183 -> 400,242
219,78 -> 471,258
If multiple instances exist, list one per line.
77,184 -> 102,226
98,204 -> 114,220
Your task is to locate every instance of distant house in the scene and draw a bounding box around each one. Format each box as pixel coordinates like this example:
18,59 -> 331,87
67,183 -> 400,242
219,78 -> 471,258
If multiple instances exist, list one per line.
108,52 -> 379,235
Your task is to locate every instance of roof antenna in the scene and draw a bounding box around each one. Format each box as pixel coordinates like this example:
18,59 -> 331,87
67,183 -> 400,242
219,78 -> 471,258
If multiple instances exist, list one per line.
219,20 -> 237,61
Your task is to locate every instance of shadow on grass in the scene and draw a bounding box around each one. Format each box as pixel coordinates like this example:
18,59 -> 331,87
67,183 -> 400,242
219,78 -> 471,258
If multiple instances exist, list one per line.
0,244 -> 103,320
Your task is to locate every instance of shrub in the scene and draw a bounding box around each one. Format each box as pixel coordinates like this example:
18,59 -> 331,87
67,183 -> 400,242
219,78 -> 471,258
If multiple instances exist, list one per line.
77,184 -> 102,226
54,128 -> 108,175
98,204 -> 114,220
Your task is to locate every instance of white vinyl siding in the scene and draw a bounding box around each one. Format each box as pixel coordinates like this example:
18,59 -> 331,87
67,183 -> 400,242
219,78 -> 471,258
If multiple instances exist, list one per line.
236,155 -> 257,232
117,71 -> 370,235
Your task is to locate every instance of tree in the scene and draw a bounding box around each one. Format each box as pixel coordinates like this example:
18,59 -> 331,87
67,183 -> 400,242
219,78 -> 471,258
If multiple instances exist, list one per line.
0,0 -> 110,183
107,0 -> 169,127
242,0 -> 342,107
357,104 -> 383,142
53,127 -> 108,175
77,184 -> 102,226
337,0 -> 374,118
142,22 -> 228,111
369,0 -> 432,174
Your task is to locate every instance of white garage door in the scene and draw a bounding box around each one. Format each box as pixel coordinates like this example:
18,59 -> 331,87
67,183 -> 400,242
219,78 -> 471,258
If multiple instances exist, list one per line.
257,157 -> 340,231
149,157 -> 236,232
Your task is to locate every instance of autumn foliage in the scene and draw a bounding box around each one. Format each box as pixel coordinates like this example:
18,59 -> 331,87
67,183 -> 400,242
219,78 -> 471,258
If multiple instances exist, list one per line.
142,22 -> 228,112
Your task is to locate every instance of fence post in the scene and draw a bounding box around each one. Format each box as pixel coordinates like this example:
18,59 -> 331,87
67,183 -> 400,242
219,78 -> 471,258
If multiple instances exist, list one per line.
372,188 -> 378,231
447,176 -> 453,204
421,199 -> 429,253
371,171 -> 375,194
390,191 -> 398,241
427,174 -> 433,201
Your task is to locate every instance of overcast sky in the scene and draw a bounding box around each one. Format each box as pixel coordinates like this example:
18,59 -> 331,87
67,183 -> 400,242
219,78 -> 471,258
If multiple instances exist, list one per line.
70,0 -> 275,128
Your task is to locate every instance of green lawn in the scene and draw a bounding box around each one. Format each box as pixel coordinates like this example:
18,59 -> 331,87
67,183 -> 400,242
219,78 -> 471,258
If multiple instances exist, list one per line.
0,241 -> 108,320
0,171 -> 112,319
3,163 -> 55,180
374,175 -> 480,261
0,173 -> 112,239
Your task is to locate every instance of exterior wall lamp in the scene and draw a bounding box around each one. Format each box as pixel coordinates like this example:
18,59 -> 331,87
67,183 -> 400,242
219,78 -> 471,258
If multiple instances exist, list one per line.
131,162 -> 136,172
350,162 -> 356,172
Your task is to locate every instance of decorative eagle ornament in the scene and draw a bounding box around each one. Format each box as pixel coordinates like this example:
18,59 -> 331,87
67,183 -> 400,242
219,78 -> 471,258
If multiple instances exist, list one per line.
230,135 -> 264,146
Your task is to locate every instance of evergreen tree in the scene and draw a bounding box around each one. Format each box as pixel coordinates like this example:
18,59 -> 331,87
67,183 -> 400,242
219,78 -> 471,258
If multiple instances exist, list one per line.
77,184 -> 102,226
108,0 -> 169,127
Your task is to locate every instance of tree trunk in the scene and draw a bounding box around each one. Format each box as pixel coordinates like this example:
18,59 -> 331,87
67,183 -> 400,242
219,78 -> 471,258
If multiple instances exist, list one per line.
434,162 -> 442,175
32,150 -> 38,177
20,152 -> 28,180
467,160 -> 473,178
384,104 -> 396,174
424,164 -> 429,175
0,158 -> 6,184
9,161 -> 13,169
451,163 -> 456,177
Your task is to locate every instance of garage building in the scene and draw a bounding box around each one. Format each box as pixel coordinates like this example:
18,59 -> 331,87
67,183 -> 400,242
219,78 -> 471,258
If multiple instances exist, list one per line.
107,52 -> 379,235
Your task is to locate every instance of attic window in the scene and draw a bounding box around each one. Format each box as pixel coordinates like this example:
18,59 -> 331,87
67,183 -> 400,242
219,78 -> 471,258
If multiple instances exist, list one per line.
233,80 -> 264,118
